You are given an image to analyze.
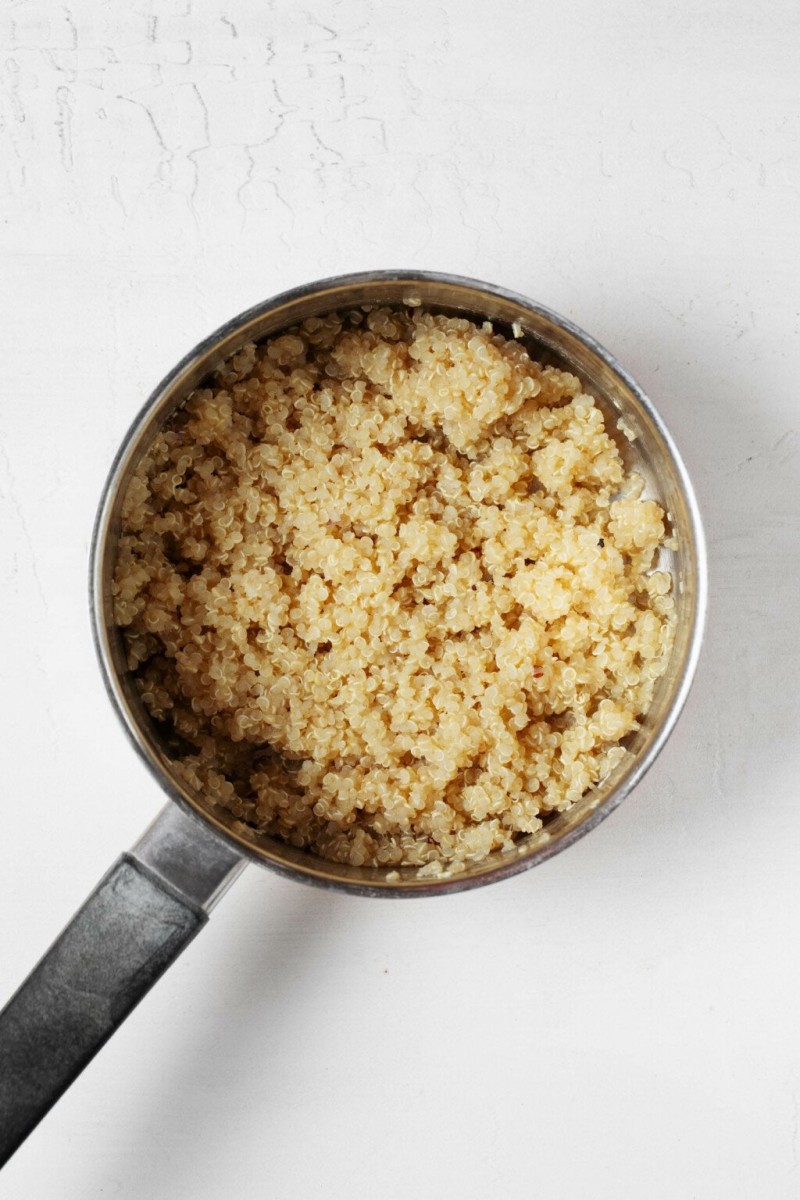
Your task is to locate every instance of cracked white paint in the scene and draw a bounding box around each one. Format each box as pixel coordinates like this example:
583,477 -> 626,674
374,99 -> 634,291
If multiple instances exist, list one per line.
1,2 -> 799,1198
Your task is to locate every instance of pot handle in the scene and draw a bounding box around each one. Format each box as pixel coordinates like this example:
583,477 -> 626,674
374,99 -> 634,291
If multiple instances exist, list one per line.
0,804 -> 244,1167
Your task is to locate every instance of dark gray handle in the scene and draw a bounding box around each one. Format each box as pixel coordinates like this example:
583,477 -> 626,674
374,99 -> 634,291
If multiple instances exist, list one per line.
0,853 -> 205,1166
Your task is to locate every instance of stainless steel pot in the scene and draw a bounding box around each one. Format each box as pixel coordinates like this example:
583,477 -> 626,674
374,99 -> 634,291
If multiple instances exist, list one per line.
0,271 -> 707,1163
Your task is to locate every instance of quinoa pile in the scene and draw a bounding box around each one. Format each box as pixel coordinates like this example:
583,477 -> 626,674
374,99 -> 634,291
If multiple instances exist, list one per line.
113,307 -> 675,875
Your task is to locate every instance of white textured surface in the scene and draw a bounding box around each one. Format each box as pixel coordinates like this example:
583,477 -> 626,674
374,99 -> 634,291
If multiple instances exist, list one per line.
1,1 -> 799,1196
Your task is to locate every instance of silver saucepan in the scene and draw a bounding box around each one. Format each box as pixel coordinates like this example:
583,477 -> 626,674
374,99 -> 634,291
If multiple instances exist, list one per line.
0,271 -> 707,1164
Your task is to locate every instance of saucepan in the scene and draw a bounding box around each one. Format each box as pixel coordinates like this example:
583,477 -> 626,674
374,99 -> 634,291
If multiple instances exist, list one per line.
0,271 -> 707,1165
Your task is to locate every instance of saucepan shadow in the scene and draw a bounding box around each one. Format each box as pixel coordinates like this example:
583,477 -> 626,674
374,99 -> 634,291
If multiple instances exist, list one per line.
53,309 -> 795,1197
571,309 -> 797,871
56,876 -> 362,1200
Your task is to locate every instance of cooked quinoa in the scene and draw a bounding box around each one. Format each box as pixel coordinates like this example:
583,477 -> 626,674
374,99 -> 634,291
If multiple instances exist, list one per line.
114,307 -> 675,875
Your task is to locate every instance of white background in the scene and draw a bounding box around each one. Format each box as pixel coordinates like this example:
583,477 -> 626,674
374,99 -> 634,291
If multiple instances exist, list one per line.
1,2 -> 799,1196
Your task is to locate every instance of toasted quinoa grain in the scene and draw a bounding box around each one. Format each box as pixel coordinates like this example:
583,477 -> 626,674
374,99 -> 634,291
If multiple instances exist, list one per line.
113,307 -> 675,873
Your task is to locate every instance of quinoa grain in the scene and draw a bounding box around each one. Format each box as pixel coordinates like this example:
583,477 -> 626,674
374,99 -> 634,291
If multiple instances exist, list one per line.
113,308 -> 675,873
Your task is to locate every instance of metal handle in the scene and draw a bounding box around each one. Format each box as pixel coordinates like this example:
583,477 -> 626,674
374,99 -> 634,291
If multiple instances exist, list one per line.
0,804 -> 244,1166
